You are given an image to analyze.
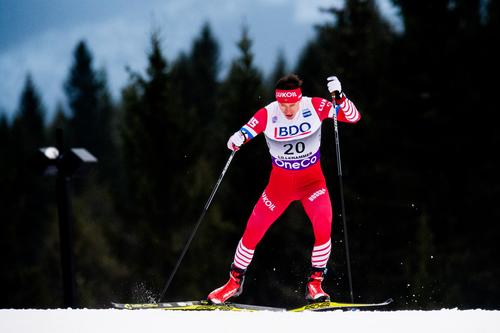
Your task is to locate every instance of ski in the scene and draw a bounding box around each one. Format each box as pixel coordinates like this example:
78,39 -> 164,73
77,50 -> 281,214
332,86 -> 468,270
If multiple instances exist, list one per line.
112,298 -> 392,312
112,300 -> 285,312
288,298 -> 393,312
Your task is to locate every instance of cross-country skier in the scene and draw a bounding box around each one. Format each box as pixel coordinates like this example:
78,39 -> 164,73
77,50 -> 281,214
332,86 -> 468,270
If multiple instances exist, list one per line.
208,74 -> 361,304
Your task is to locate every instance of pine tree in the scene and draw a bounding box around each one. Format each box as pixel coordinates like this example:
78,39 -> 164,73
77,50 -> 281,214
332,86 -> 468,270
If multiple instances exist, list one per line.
390,0 -> 500,308
216,25 -> 268,212
61,41 -> 124,307
64,41 -> 118,180
120,31 -> 197,297
408,210 -> 437,308
1,74 -> 55,307
11,74 -> 46,152
64,41 -> 100,150
189,23 -> 220,122
213,26 -> 291,305
293,0 -> 400,303
268,50 -> 288,92
170,22 -> 221,157
0,114 -> 12,300
48,102 -> 70,141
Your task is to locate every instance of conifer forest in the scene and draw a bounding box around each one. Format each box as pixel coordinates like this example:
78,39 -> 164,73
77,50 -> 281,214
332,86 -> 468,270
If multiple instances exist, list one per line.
1,0 -> 499,310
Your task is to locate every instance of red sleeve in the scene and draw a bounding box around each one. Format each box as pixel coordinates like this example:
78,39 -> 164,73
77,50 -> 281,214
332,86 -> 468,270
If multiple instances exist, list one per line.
311,96 -> 361,123
334,95 -> 361,123
311,97 -> 334,121
240,107 -> 267,141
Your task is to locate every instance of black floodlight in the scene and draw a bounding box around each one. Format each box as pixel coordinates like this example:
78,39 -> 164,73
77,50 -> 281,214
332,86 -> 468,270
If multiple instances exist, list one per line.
37,146 -> 97,177
60,148 -> 98,177
37,129 -> 98,308
37,146 -> 60,176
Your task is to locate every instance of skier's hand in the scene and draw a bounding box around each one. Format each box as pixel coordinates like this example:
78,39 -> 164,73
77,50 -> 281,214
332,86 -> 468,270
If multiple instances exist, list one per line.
327,76 -> 342,99
227,130 -> 246,151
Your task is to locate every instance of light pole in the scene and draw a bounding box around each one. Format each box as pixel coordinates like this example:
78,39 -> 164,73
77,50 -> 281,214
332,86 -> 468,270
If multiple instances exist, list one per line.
37,128 -> 97,308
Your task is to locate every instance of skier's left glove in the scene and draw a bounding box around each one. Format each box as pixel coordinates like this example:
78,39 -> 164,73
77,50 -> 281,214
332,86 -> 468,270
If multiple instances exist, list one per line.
327,76 -> 343,99
227,130 -> 246,151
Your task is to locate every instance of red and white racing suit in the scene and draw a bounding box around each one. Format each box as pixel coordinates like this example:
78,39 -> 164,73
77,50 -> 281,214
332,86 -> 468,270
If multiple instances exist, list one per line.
231,95 -> 360,271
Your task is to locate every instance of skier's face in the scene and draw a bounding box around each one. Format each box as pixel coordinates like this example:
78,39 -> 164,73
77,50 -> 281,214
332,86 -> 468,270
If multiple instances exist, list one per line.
278,101 -> 300,120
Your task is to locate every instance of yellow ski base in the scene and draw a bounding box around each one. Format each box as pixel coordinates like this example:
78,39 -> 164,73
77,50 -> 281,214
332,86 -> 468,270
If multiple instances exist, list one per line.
289,299 -> 393,312
112,298 -> 393,312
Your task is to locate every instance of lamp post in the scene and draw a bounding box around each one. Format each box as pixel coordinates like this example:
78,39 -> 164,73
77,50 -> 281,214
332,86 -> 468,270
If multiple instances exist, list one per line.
38,128 -> 97,308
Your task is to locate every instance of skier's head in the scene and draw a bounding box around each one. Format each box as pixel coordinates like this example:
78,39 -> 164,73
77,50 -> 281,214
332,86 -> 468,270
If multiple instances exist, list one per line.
275,74 -> 302,102
275,74 -> 302,119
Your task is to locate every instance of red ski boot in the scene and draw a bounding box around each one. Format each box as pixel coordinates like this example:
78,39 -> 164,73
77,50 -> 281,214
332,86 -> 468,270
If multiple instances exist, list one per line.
208,265 -> 245,304
306,267 -> 330,302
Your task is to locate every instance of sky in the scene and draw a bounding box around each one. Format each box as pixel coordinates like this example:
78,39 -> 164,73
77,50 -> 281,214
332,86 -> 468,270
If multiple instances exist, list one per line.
0,0 -> 400,120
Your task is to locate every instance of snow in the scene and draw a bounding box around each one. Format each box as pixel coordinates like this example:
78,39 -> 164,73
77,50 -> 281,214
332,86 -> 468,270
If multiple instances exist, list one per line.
1,309 -> 499,333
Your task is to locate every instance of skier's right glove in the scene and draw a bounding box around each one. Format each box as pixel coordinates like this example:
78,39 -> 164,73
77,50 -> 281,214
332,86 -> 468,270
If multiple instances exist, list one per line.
227,130 -> 246,151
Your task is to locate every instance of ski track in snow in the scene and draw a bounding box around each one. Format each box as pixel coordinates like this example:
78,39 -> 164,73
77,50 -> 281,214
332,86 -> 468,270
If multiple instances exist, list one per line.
1,309 -> 499,333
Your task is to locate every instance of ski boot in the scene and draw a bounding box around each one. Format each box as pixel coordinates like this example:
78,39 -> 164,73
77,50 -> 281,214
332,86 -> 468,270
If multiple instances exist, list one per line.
208,264 -> 246,304
305,267 -> 330,302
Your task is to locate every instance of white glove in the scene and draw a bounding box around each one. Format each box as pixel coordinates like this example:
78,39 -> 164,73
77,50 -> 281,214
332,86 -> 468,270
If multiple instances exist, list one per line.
327,76 -> 342,96
227,130 -> 246,151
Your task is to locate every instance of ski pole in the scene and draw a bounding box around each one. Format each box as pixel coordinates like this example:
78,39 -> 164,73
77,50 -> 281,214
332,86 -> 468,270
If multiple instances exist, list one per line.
157,150 -> 237,302
331,97 -> 355,303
